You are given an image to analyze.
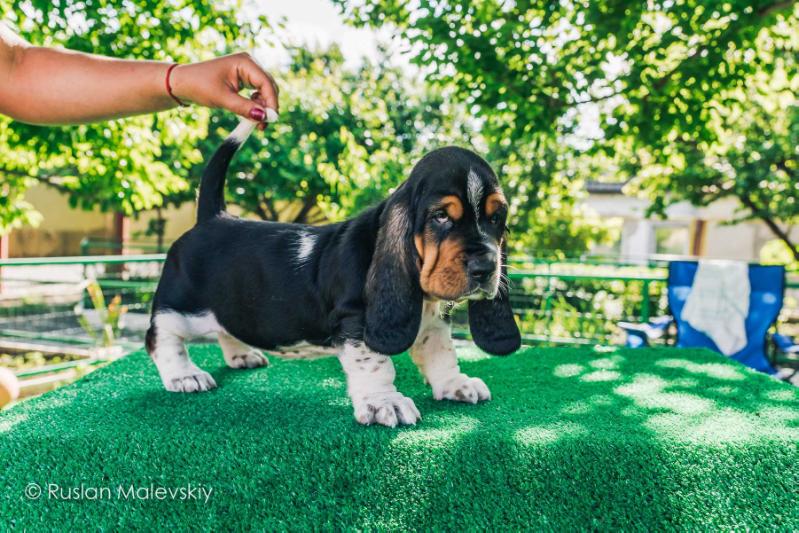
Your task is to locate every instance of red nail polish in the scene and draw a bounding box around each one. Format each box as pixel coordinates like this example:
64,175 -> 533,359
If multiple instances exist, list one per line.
249,107 -> 265,121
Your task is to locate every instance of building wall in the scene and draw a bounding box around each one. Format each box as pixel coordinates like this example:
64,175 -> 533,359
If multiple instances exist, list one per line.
583,192 -> 798,263
8,185 -> 199,257
10,185 -> 115,257
702,222 -> 758,260
128,203 -> 196,245
9,185 -> 255,257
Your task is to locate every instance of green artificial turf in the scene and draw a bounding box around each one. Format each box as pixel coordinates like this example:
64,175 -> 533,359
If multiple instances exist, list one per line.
1,344 -> 798,530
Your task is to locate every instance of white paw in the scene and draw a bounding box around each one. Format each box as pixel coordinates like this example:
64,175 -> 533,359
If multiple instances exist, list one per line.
163,370 -> 217,393
434,374 -> 491,404
352,392 -> 421,427
226,349 -> 269,369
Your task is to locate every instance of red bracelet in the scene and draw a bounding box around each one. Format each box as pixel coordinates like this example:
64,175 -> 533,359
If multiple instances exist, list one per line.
165,63 -> 188,107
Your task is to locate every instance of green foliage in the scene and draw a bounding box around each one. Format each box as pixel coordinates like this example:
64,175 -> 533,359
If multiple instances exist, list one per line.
628,87 -> 799,259
193,45 -> 471,223
0,0 -> 270,232
0,351 -> 82,371
336,0 -> 798,152
761,239 -> 799,270
75,280 -> 127,347
334,0 -> 799,256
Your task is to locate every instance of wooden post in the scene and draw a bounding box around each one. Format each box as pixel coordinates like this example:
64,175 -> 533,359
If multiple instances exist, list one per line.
691,220 -> 706,257
113,212 -> 129,255
111,213 -> 129,276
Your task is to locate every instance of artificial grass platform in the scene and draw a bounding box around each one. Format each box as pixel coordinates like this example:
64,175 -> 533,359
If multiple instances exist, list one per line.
1,345 -> 798,530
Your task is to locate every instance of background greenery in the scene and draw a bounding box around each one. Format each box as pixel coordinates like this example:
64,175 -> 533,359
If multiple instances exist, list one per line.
1,0 -> 798,258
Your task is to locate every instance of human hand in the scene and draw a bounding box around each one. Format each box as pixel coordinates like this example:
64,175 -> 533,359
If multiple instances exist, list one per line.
168,52 -> 279,128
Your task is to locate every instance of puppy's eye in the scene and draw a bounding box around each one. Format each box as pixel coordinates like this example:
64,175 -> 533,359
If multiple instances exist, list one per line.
488,213 -> 502,225
432,210 -> 450,225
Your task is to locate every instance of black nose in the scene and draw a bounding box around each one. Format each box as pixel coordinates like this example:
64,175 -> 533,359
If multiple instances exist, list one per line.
468,251 -> 497,283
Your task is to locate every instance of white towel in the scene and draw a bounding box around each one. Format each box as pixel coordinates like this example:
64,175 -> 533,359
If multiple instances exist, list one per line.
680,260 -> 750,356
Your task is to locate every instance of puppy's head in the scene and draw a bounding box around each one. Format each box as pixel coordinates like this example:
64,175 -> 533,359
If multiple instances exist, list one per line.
364,147 -> 521,356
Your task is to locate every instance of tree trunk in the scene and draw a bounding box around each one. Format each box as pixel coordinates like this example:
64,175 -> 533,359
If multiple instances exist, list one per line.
293,197 -> 316,224
741,195 -> 799,262
155,207 -> 165,253
758,215 -> 799,262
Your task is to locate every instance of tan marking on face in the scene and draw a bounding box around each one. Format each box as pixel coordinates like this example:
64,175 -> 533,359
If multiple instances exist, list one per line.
414,235 -> 424,258
417,229 -> 469,300
439,195 -> 464,221
485,191 -> 507,217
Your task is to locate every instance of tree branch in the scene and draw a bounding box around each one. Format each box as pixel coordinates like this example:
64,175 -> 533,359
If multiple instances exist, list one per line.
293,195 -> 317,224
757,0 -> 797,18
0,166 -> 74,193
740,194 -> 799,261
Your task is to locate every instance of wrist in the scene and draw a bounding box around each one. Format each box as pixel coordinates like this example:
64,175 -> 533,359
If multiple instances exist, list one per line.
165,63 -> 189,107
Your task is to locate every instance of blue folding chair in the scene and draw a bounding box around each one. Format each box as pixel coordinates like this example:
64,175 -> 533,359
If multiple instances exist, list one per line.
667,261 -> 785,375
618,316 -> 673,348
773,332 -> 799,357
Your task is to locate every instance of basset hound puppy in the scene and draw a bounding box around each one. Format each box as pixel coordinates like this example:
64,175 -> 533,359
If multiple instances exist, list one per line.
146,119 -> 520,427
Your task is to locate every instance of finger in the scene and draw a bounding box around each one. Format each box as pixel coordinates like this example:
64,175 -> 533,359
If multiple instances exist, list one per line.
237,56 -> 279,114
220,91 -> 269,123
249,93 -> 269,130
250,91 -> 269,110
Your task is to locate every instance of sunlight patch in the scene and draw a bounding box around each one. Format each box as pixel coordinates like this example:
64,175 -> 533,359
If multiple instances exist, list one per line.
617,374 -> 799,444
581,370 -> 621,382
646,408 -> 799,444
0,412 -> 27,434
392,415 -> 478,448
763,389 -> 798,402
515,422 -> 586,445
671,378 -> 699,388
554,364 -> 584,378
655,358 -> 745,381
592,345 -> 618,354
320,377 -> 344,390
615,374 -> 714,415
758,406 -> 799,425
561,401 -> 591,415
456,343 -> 492,361
590,395 -> 613,406
588,355 -> 623,370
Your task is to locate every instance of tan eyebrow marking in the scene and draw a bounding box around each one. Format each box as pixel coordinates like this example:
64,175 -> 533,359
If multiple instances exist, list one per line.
439,195 -> 464,221
485,191 -> 507,216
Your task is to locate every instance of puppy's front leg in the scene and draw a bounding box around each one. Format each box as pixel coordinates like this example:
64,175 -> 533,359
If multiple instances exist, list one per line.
338,342 -> 420,427
410,302 -> 491,404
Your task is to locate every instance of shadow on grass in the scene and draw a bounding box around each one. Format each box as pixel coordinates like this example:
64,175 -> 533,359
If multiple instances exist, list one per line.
1,345 -> 797,529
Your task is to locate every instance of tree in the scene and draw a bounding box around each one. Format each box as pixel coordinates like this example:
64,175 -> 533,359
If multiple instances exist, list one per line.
0,0 -> 270,233
333,0 -> 799,255
192,45 -> 474,224
631,90 -> 799,260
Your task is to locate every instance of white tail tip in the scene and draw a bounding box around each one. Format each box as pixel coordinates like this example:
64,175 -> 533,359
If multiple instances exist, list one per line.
228,119 -> 258,144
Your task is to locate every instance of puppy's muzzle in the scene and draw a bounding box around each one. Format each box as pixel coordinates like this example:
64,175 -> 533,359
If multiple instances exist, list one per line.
466,246 -> 500,298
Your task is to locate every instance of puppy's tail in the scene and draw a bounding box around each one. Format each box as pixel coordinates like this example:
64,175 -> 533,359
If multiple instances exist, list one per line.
196,119 -> 258,224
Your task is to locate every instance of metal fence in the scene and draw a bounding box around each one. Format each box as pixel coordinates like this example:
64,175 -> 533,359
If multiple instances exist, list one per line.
1,252 -> 797,356
0,255 -> 163,359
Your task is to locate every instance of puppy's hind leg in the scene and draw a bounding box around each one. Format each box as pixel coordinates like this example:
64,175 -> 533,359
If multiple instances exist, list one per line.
217,332 -> 269,369
147,312 -> 217,393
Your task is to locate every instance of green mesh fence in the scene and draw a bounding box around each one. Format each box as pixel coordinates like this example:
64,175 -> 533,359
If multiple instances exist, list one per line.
1,251 -> 796,356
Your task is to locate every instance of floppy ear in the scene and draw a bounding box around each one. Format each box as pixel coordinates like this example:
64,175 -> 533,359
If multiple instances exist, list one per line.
468,244 -> 521,355
364,200 -> 423,355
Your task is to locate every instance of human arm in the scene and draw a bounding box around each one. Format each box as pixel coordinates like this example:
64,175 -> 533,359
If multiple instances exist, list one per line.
0,24 -> 278,125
